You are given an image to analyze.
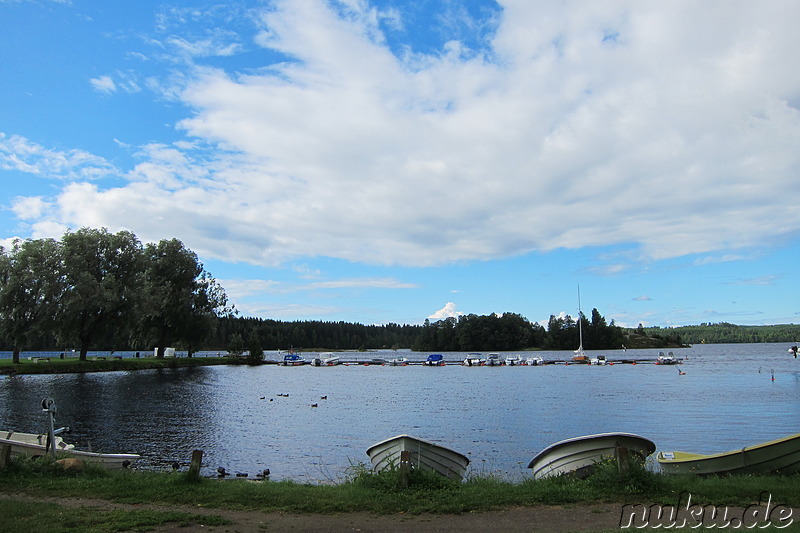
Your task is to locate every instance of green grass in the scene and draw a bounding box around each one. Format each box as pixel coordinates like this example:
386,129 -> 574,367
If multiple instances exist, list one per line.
0,356 -> 237,375
2,456 -> 799,516
0,499 -> 232,533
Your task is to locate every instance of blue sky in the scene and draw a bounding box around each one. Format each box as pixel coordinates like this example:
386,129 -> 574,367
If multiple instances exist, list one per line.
1,0 -> 798,328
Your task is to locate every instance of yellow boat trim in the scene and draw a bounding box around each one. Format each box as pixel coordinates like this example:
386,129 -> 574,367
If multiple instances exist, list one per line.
658,432 -> 800,464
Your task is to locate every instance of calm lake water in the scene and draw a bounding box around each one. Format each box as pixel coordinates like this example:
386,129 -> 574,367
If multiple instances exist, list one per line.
1,343 -> 799,483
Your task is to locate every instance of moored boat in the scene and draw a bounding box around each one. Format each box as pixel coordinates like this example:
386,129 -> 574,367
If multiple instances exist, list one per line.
0,430 -> 139,470
387,357 -> 408,366
423,353 -> 445,366
655,352 -> 680,365
366,434 -> 470,480
485,353 -> 502,366
462,353 -> 484,366
589,355 -> 608,365
282,353 -> 306,366
505,355 -> 523,366
657,432 -> 800,476
528,432 -> 656,479
525,356 -> 545,366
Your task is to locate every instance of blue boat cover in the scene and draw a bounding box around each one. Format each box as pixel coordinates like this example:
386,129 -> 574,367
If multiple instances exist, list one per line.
426,354 -> 443,361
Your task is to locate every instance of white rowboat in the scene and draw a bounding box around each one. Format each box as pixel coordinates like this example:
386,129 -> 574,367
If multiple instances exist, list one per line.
366,434 -> 470,481
528,432 -> 656,479
0,430 -> 139,470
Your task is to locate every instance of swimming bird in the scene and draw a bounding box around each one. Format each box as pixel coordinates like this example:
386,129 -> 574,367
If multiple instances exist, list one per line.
320,395 -> 327,400
311,403 -> 318,408
217,467 -> 228,477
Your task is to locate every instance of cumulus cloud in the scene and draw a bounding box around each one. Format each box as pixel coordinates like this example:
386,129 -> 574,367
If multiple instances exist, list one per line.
6,1 -> 800,269
429,302 -> 463,320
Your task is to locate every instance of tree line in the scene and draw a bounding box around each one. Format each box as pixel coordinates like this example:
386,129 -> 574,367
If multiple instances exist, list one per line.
3,229 -> 797,360
0,228 -> 232,363
411,309 -> 625,352
641,323 -> 800,345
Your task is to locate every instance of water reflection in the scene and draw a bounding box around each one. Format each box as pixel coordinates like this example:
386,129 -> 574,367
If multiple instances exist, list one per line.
1,344 -> 799,483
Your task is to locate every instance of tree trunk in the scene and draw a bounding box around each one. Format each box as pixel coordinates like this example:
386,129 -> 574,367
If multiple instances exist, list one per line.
12,349 -> 20,365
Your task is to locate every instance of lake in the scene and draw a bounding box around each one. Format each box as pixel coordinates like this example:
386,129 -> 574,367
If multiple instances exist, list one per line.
1,343 -> 798,483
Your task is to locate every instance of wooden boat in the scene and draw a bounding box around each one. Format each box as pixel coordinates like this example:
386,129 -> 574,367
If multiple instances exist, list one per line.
657,432 -> 800,476
0,430 -> 139,470
423,353 -> 445,366
528,432 -> 656,479
366,434 -> 470,480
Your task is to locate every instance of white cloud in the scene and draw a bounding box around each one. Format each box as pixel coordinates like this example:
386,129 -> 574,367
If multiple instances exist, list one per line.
429,302 -> 463,320
6,1 -> 800,270
90,75 -> 117,94
0,133 -> 117,180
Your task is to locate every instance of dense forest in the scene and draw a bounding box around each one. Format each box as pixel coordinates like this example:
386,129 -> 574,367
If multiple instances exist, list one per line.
2,229 -> 798,358
641,323 -> 800,345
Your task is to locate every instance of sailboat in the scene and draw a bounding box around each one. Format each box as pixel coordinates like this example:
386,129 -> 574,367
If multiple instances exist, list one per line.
572,285 -> 588,362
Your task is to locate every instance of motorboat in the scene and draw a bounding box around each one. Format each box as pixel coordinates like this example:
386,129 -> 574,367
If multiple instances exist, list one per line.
528,432 -> 656,479
589,355 -> 608,365
657,432 -> 800,476
387,357 -> 408,366
485,353 -> 502,366
423,354 -> 445,366
0,430 -> 139,470
525,356 -> 545,366
322,353 -> 341,365
655,352 -> 680,365
366,434 -> 470,481
462,354 -> 483,366
505,355 -> 523,366
282,353 -> 306,366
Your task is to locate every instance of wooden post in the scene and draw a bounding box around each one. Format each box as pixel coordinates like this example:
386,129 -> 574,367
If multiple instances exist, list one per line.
188,449 -> 203,480
0,444 -> 10,469
615,445 -> 629,474
399,450 -> 410,488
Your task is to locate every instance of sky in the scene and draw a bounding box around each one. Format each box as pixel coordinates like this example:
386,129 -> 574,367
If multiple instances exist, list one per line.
1,0 -> 799,329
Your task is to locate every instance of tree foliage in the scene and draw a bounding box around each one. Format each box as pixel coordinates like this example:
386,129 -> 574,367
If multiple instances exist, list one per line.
0,228 -> 231,359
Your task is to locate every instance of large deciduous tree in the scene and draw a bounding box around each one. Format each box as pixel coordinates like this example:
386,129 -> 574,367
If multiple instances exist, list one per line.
0,239 -> 64,364
59,228 -> 144,360
137,238 -> 233,358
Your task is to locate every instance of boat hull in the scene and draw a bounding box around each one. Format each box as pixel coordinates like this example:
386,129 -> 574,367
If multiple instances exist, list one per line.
657,432 -> 800,476
366,434 -> 470,481
528,432 -> 656,479
1,431 -> 139,470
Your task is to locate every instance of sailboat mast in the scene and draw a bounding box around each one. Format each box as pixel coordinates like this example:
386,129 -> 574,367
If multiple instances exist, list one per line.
577,284 -> 583,350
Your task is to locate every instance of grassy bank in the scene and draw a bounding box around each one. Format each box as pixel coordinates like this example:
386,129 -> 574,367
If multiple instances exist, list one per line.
1,456 -> 799,531
0,356 -> 238,375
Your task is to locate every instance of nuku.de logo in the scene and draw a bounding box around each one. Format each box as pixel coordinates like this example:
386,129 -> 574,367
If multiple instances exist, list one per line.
619,491 -> 793,529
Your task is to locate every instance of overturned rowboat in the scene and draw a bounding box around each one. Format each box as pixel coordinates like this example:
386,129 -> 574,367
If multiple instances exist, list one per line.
366,434 -> 470,481
528,432 -> 656,479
